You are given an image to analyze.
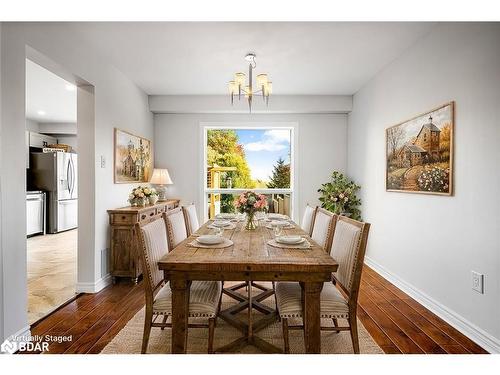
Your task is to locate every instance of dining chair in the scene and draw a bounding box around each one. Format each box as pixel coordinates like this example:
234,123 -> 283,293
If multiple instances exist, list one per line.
301,204 -> 317,236
275,215 -> 370,353
310,207 -> 336,252
182,203 -> 200,236
136,215 -> 223,354
164,207 -> 188,250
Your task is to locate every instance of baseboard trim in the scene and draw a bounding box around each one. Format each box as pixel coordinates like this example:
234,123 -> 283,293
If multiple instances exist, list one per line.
1,325 -> 31,354
364,256 -> 500,354
75,274 -> 112,293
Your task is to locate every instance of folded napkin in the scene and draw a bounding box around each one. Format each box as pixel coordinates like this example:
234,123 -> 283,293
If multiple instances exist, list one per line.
267,239 -> 311,250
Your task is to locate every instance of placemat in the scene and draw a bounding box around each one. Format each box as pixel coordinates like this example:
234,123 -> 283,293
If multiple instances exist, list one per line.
267,239 -> 311,250
188,238 -> 234,249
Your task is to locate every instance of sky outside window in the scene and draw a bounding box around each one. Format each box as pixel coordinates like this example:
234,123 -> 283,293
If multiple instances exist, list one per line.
237,129 -> 291,183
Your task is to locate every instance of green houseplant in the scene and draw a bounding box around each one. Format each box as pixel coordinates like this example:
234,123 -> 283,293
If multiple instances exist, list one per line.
318,171 -> 362,221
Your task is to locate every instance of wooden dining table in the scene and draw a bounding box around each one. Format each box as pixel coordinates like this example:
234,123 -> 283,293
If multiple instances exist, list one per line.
157,217 -> 338,354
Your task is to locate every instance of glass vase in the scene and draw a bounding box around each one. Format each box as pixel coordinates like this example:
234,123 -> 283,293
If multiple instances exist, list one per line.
245,211 -> 257,230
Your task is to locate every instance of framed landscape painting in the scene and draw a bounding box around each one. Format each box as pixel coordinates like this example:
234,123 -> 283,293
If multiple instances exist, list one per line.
386,102 -> 454,195
114,128 -> 153,183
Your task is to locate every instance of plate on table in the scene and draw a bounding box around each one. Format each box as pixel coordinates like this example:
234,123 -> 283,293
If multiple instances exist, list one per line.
216,213 -> 237,219
196,235 -> 224,245
267,213 -> 288,221
269,220 -> 289,227
212,220 -> 231,227
276,235 -> 305,245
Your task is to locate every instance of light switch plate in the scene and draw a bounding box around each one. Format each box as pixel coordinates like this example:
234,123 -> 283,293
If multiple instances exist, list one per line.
472,271 -> 484,294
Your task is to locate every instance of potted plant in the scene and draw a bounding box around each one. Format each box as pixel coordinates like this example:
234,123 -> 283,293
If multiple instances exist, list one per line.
318,171 -> 362,220
234,191 -> 268,230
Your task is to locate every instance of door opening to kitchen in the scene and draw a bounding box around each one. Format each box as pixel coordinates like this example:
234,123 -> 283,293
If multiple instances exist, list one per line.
25,58 -> 78,324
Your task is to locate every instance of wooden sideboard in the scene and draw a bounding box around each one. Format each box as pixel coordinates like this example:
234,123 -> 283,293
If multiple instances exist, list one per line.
107,199 -> 180,283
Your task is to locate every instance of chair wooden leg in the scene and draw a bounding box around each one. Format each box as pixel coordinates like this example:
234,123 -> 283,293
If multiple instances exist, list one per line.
208,318 -> 216,354
282,318 -> 290,354
142,310 -> 153,354
348,314 -> 360,354
332,318 -> 340,333
161,314 -> 169,330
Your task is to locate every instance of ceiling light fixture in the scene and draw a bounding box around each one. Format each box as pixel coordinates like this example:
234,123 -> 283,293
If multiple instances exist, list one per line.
37,110 -> 46,116
228,53 -> 272,113
65,84 -> 76,91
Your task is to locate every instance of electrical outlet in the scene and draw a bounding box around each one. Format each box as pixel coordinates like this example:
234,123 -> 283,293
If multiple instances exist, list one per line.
100,155 -> 106,168
472,271 -> 484,294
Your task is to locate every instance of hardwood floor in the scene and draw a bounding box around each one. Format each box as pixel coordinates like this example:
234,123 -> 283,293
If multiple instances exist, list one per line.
23,265 -> 488,354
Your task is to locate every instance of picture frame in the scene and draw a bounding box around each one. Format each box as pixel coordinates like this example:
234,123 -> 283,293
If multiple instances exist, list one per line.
113,128 -> 153,184
385,102 -> 454,196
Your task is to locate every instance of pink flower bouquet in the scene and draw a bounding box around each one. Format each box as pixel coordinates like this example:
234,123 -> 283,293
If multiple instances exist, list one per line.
234,191 -> 268,230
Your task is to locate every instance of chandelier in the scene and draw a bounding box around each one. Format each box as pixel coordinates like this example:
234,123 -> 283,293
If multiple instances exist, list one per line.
228,53 -> 272,112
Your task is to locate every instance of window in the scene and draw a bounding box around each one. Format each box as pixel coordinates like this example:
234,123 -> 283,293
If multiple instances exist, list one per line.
203,126 -> 295,220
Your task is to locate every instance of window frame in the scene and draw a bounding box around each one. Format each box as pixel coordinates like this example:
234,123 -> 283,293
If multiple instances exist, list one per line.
200,122 -> 298,222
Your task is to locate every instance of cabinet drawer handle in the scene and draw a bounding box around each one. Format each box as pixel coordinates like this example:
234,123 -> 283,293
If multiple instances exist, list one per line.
121,216 -> 126,220
141,214 -> 146,220
149,212 -> 154,216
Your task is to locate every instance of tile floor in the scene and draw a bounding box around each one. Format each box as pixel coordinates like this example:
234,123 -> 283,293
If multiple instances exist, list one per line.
27,229 -> 77,324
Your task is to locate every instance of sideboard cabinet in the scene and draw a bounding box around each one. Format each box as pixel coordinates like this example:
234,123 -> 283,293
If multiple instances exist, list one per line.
107,199 -> 180,283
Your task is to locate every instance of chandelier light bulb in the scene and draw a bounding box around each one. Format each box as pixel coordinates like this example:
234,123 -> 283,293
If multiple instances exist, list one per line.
257,73 -> 268,86
228,54 -> 272,112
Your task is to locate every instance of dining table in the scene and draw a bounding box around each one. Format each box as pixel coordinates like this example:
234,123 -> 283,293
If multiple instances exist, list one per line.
157,216 -> 338,354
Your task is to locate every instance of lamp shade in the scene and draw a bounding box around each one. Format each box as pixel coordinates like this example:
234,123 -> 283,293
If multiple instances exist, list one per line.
150,168 -> 173,185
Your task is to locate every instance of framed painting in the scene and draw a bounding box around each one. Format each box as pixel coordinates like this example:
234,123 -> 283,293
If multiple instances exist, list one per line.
386,102 -> 454,195
114,128 -> 153,184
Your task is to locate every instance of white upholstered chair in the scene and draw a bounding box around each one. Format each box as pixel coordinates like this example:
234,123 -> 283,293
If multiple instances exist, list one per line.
164,207 -> 188,250
275,215 -> 370,353
301,204 -> 317,236
136,215 -> 222,354
182,204 -> 200,236
310,207 -> 336,252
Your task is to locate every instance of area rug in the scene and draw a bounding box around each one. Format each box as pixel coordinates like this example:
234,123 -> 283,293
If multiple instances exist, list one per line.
101,283 -> 383,354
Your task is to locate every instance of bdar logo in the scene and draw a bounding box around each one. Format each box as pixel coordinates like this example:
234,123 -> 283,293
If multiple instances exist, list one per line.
1,339 -> 17,354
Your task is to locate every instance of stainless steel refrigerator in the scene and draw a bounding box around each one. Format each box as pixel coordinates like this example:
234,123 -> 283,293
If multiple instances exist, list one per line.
29,152 -> 78,233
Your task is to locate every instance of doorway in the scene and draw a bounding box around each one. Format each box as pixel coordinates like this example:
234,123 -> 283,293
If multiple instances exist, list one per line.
25,58 -> 79,324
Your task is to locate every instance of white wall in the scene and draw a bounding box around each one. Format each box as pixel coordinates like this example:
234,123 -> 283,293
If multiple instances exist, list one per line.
154,113 -> 347,222
150,95 -> 352,114
347,23 -> 500,352
0,21 -> 4,342
25,119 -> 39,132
0,23 -> 153,341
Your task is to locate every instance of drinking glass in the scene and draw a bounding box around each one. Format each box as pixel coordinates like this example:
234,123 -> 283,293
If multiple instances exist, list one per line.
213,226 -> 224,237
273,225 -> 283,239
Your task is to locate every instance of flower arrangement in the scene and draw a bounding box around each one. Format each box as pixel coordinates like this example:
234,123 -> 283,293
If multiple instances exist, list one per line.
234,191 -> 268,230
128,186 -> 158,207
318,171 -> 362,220
417,166 -> 449,192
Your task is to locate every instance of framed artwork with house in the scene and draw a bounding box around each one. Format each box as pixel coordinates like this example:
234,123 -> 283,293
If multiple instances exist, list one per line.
114,128 -> 153,183
386,102 -> 454,195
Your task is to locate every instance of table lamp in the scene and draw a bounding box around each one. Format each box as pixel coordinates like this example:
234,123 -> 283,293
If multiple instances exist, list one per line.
150,168 -> 173,201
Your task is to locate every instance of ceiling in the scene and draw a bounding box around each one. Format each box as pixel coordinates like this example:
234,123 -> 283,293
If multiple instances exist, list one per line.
26,59 -> 77,123
71,22 -> 436,95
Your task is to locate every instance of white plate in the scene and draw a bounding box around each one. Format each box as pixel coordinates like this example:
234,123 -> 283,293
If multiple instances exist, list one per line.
268,214 -> 288,220
212,220 -> 231,227
276,235 -> 305,245
216,213 -> 237,219
270,220 -> 289,227
196,235 -> 224,245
